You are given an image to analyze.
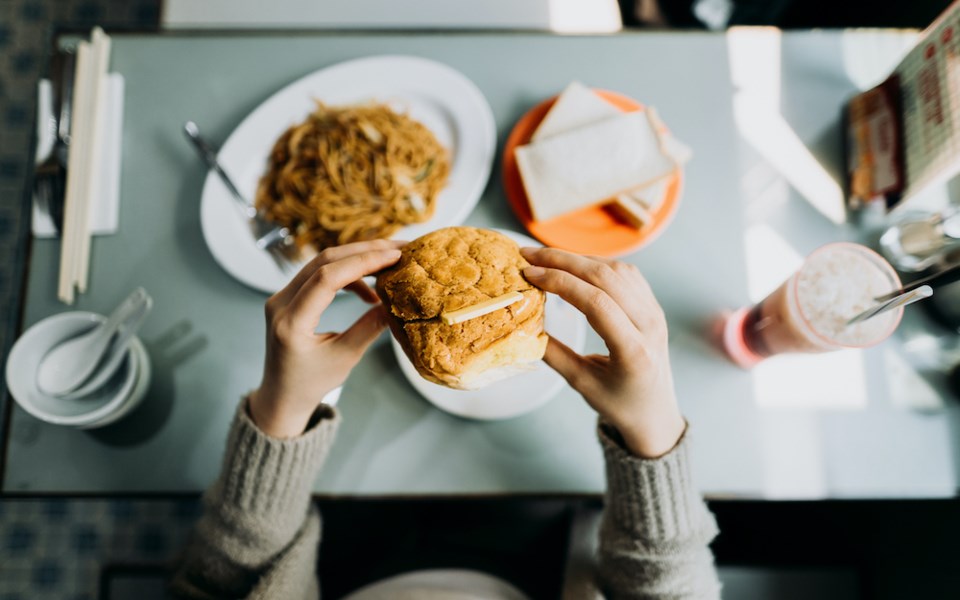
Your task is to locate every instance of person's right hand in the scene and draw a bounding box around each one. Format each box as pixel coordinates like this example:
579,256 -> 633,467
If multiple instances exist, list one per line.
521,247 -> 686,459
249,239 -> 403,439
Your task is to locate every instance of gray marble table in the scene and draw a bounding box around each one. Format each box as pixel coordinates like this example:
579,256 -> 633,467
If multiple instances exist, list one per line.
4,29 -> 959,498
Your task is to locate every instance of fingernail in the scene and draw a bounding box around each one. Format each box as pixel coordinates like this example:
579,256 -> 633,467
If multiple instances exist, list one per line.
524,266 -> 545,278
520,247 -> 537,256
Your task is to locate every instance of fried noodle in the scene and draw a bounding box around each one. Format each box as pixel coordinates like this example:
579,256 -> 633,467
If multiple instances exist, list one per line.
256,101 -> 450,251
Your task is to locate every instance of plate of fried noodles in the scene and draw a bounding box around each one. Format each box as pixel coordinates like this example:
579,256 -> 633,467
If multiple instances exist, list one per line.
199,55 -> 496,293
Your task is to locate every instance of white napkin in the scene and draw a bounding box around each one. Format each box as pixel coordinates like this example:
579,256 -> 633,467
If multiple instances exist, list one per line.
32,73 -> 125,238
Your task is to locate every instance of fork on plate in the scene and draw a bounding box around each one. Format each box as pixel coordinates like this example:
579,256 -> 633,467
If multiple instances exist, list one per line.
182,121 -> 298,274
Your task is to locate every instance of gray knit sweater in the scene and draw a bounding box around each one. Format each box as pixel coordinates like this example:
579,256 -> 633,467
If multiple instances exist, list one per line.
170,402 -> 720,599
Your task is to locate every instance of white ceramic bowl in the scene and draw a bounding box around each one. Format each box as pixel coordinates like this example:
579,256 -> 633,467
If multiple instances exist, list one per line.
5,312 -> 146,428
79,338 -> 152,429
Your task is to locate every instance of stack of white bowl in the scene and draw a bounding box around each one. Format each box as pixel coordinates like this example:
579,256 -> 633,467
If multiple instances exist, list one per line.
5,312 -> 151,429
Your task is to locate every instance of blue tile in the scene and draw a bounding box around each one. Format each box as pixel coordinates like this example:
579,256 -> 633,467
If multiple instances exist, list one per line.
31,560 -> 62,589
12,50 -> 38,75
5,523 -> 35,552
0,593 -> 24,600
43,499 -> 70,521
108,499 -> 135,519
0,26 -> 10,48
22,3 -> 45,21
136,4 -> 159,24
0,211 -> 10,237
4,104 -> 27,129
72,526 -> 99,553
173,500 -> 201,522
75,2 -> 104,23
0,159 -> 19,180
136,526 -> 168,557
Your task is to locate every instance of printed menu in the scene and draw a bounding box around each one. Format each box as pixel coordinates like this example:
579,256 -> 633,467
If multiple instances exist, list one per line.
847,0 -> 960,210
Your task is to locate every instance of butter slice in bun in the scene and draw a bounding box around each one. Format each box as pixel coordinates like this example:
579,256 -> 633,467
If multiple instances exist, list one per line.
376,227 -> 548,390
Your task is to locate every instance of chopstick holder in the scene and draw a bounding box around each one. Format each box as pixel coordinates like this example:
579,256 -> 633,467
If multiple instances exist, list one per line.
58,27 -> 114,304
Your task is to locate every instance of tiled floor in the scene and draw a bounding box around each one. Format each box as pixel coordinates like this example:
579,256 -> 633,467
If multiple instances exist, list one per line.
0,498 -> 200,599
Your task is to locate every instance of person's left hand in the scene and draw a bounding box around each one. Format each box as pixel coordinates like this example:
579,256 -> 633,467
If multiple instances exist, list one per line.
248,239 -> 404,438
520,247 -> 685,458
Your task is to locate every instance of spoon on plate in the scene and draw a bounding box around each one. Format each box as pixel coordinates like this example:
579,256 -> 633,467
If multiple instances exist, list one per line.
36,288 -> 152,397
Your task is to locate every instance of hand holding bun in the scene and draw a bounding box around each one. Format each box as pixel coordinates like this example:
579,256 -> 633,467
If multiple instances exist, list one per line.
249,240 -> 403,438
376,227 -> 548,390
521,247 -> 685,458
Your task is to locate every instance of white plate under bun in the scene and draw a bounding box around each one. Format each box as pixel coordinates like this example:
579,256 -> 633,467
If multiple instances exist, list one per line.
6,312 -> 146,428
200,55 -> 497,294
389,229 -> 587,420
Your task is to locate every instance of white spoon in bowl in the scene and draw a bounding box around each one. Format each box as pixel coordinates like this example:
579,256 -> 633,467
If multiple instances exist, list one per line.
36,288 -> 152,397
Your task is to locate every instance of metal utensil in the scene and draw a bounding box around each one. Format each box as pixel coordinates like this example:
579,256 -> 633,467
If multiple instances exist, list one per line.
847,285 -> 932,326
33,159 -> 65,232
50,46 -> 75,232
874,261 -> 960,302
33,47 -> 75,234
181,121 -> 296,272
880,208 -> 960,273
36,288 -> 152,396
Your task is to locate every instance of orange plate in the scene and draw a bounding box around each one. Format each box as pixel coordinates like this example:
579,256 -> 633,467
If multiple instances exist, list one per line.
502,90 -> 683,257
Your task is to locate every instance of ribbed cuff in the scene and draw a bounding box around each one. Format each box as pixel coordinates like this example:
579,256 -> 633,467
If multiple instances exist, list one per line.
599,421 -> 717,545
200,400 -> 341,564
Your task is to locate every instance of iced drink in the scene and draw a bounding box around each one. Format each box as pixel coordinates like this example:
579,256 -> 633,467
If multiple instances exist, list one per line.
722,243 -> 902,367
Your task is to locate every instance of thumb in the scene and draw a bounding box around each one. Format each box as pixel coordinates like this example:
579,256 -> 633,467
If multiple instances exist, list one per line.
336,305 -> 389,357
543,335 -> 588,391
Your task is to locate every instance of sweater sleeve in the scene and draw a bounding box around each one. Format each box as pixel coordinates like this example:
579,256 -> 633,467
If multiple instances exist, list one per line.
595,422 -> 721,600
170,399 -> 340,600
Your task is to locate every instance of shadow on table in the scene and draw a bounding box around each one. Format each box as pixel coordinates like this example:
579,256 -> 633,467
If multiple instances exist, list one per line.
159,123 -> 247,293
316,340 -> 433,489
89,320 -> 207,447
731,31 -> 857,255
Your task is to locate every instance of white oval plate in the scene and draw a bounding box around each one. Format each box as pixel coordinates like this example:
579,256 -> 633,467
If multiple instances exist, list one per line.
200,55 -> 497,294
389,230 -> 587,421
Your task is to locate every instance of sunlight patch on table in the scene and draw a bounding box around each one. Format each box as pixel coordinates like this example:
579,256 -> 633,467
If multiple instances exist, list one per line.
841,30 -> 918,91
727,28 -> 846,225
759,412 -> 827,498
753,350 -> 868,411
744,224 -> 803,302
882,346 -> 945,411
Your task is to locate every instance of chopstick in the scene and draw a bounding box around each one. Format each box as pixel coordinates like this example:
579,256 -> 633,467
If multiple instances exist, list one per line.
58,41 -> 91,304
77,28 -> 111,294
874,261 -> 960,302
57,28 -> 110,304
